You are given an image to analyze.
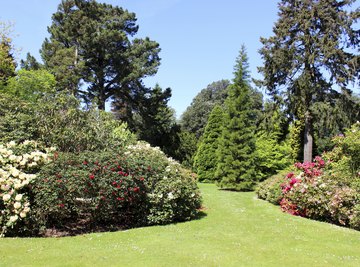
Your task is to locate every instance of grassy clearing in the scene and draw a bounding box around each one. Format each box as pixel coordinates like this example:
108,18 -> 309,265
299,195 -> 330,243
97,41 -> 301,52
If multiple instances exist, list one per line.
1,183 -> 359,266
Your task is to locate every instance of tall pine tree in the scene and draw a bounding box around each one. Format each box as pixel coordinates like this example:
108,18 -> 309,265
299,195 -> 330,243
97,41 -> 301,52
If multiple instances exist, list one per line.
193,105 -> 224,182
215,45 -> 257,191
258,0 -> 359,162
41,0 -> 160,109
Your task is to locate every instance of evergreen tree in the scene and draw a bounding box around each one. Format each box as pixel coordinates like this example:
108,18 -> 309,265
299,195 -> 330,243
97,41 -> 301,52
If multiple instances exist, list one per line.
258,0 -> 359,162
41,0 -> 160,109
0,22 -> 16,88
311,91 -> 360,154
215,45 -> 257,191
133,84 -> 175,150
20,52 -> 43,70
193,105 -> 224,182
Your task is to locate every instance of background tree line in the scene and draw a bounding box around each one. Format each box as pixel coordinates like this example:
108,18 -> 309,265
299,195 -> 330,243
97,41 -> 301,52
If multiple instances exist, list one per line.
0,0 -> 359,191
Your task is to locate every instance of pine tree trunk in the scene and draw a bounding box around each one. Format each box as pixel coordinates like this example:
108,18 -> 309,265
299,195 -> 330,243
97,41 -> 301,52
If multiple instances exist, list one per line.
303,110 -> 313,163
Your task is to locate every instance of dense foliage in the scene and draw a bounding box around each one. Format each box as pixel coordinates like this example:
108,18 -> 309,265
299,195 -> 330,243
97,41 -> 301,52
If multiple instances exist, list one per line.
0,22 -> 16,88
255,102 -> 292,180
4,69 -> 56,102
0,92 -> 136,152
215,46 -> 258,191
41,0 -> 160,110
258,0 -> 359,162
180,80 -> 230,138
193,105 -> 224,182
29,142 -> 201,236
257,122 -> 360,230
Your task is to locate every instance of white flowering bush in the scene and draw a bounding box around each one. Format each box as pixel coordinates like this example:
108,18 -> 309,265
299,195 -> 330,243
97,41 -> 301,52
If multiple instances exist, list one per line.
123,141 -> 202,224
0,140 -> 54,237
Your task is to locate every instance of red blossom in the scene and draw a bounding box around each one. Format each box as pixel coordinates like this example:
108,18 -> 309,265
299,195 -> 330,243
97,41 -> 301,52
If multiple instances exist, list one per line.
89,174 -> 95,180
58,203 -> 65,208
133,187 -> 140,193
83,161 -> 88,165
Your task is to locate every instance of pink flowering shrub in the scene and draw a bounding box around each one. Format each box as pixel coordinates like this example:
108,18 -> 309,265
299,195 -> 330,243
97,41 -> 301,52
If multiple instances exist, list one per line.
279,156 -> 359,230
257,122 -> 360,231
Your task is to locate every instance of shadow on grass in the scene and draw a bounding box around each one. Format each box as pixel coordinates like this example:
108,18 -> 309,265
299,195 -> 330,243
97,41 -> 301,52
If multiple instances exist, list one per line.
194,210 -> 207,220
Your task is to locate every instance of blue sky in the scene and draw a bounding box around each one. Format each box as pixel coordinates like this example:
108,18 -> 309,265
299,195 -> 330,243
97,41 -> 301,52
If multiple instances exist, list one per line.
1,0 -> 280,117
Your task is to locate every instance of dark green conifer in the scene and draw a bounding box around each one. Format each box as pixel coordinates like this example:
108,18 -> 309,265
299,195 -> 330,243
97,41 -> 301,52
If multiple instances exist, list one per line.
215,45 -> 257,191
193,105 -> 224,182
258,0 -> 359,162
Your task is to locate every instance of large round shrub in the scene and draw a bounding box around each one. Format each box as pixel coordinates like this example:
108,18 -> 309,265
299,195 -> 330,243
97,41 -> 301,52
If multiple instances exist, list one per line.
30,142 -> 201,235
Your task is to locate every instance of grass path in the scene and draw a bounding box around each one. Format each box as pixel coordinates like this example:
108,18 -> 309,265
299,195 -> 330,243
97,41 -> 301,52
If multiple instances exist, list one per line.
1,183 -> 360,266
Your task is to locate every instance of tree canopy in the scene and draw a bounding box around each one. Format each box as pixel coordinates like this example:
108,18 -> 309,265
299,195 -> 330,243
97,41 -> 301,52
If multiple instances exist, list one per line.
258,0 -> 359,162
41,0 -> 161,109
0,21 -> 16,88
180,80 -> 230,138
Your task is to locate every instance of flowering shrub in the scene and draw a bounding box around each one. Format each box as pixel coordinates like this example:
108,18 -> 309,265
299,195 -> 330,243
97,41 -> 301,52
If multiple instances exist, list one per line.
30,142 -> 201,235
31,151 -> 147,232
256,168 -> 293,204
125,142 -> 201,224
0,140 -> 53,237
257,159 -> 359,230
279,156 -> 359,230
279,157 -> 331,218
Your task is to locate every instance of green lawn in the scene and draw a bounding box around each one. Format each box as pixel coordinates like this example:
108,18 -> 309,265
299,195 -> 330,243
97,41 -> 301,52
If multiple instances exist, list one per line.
1,183 -> 359,267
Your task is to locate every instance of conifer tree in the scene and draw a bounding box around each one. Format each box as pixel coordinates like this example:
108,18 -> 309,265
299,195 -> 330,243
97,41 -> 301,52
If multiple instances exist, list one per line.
193,105 -> 224,182
258,0 -> 359,162
215,45 -> 257,191
41,0 -> 160,109
0,22 -> 16,88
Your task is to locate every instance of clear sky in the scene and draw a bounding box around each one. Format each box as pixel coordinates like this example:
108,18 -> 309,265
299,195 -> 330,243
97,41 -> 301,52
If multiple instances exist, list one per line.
1,0 -> 280,117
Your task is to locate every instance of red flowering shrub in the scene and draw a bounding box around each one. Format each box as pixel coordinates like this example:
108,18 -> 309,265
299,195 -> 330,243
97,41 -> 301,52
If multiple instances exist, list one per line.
31,152 -> 147,233
29,143 -> 201,235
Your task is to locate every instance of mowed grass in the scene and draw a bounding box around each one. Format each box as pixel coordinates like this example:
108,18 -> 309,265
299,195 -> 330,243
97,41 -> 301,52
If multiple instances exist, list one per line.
1,183 -> 359,267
